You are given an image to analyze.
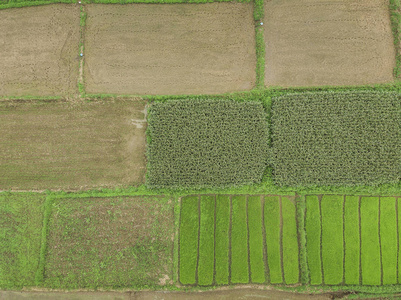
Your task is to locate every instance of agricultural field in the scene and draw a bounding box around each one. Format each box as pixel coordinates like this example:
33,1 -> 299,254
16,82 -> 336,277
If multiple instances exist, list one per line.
264,0 -> 395,87
271,91 -> 401,187
305,195 -> 399,286
0,100 -> 147,190
0,5 -> 80,97
146,99 -> 269,188
84,3 -> 256,95
44,196 -> 174,288
179,195 -> 300,286
0,193 -> 45,288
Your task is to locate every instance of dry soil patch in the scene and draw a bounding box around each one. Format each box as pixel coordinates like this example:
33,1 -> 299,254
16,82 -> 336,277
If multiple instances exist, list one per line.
84,3 -> 256,95
264,0 -> 395,87
0,5 -> 80,97
0,99 -> 147,190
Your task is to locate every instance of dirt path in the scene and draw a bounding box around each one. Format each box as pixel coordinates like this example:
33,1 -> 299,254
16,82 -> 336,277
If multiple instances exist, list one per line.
0,289 -> 332,300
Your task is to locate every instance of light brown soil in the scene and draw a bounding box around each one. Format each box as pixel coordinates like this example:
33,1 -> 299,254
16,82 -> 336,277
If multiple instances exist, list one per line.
84,3 -> 256,95
0,99 -> 147,190
264,0 -> 395,87
0,5 -> 80,97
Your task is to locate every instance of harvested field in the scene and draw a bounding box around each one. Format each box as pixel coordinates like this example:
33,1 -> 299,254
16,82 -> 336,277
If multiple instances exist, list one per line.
0,100 -> 147,190
0,5 -> 80,97
44,196 -> 174,288
84,3 -> 256,95
264,0 -> 395,87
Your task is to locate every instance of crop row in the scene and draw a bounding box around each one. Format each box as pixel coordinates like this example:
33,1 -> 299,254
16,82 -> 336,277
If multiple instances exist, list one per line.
179,194 -> 300,286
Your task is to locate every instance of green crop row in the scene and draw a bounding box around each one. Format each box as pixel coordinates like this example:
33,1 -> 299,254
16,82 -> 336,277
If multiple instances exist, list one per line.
271,91 -> 401,187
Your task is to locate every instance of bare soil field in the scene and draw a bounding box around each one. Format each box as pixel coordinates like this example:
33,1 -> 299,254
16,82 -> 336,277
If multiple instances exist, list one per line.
0,100 -> 147,190
264,0 -> 395,87
0,5 -> 80,97
84,3 -> 256,95
44,196 -> 174,288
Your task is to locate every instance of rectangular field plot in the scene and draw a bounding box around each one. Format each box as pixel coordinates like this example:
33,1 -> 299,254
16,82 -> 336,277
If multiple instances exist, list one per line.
0,100 -> 147,190
344,196 -> 360,285
264,0 -> 395,87
85,3 -> 256,95
0,193 -> 45,288
271,91 -> 401,186
0,5 -> 80,97
44,196 -> 174,288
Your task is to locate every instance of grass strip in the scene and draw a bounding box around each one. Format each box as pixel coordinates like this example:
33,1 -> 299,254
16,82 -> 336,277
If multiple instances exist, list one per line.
360,197 -> 381,285
380,197 -> 397,285
230,195 -> 249,284
321,195 -> 343,285
0,0 -> 73,9
264,196 -> 282,284
281,196 -> 299,284
344,196 -> 360,285
179,196 -> 199,285
305,195 -> 322,285
215,195 -> 230,285
390,0 -> 401,78
248,196 -> 265,283
399,198 -> 401,284
198,195 -> 215,286
296,196 -> 309,284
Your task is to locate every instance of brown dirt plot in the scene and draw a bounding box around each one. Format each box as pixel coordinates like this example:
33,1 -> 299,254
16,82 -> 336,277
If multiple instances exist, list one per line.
0,99 -> 147,190
84,3 -> 256,95
264,0 -> 395,87
44,196 -> 174,288
0,5 -> 80,97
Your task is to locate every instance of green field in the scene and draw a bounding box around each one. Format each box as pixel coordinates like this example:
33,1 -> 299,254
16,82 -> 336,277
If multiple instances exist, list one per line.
344,196 -> 360,285
0,193 -> 45,288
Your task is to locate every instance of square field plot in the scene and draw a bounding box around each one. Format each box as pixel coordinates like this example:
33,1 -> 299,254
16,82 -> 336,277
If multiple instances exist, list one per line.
44,196 -> 174,288
271,91 -> 401,186
0,5 -> 80,97
264,0 -> 395,87
0,100 -> 147,190
84,3 -> 256,95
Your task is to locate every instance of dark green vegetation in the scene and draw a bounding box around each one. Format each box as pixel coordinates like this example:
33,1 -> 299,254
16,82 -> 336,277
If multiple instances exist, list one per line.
271,91 -> 401,187
344,196 -> 360,285
146,99 -> 269,189
390,0 -> 401,78
0,193 -> 45,288
179,194 -> 299,286
44,196 -> 174,288
179,196 -> 199,285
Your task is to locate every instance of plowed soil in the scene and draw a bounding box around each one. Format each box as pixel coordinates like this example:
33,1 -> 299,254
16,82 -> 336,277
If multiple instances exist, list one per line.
0,100 -> 147,190
0,5 -> 80,97
264,0 -> 395,87
84,3 -> 256,95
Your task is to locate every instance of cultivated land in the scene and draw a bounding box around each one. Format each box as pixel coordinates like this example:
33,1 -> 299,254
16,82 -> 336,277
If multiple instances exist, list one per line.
0,100 -> 147,190
0,5 -> 80,97
84,3 -> 256,95
264,0 -> 395,87
44,196 -> 174,288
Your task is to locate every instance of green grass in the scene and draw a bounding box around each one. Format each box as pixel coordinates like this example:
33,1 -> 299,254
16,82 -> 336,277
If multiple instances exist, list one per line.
255,27 -> 265,89
390,0 -> 401,78
264,196 -> 282,284
399,198 -> 401,284
360,197 -> 381,285
179,196 -> 199,285
380,197 -> 397,285
321,195 -> 343,285
230,195 -> 249,284
215,195 -> 230,285
247,196 -> 265,283
0,193 -> 45,288
0,0 -> 74,9
281,196 -> 299,284
344,196 -> 360,285
44,196 -> 175,289
305,195 -> 322,285
198,195 -> 215,286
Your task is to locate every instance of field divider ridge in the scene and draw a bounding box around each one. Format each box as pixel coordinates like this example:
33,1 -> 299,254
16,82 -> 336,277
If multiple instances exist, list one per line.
379,197 -> 384,285
318,195 -> 324,285
261,195 -> 270,283
296,194 -> 308,284
173,196 -> 181,285
78,4 -> 87,97
279,195 -> 285,283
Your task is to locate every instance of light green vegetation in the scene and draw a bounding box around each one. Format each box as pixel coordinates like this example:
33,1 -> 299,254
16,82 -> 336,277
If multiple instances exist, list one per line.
179,196 -> 199,285
198,196 -> 215,286
305,195 -> 322,285
321,195 -> 343,285
264,196 -> 282,284
0,193 -> 45,288
230,195 -> 249,284
214,195 -> 230,285
344,196 -> 360,285
248,196 -> 265,283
